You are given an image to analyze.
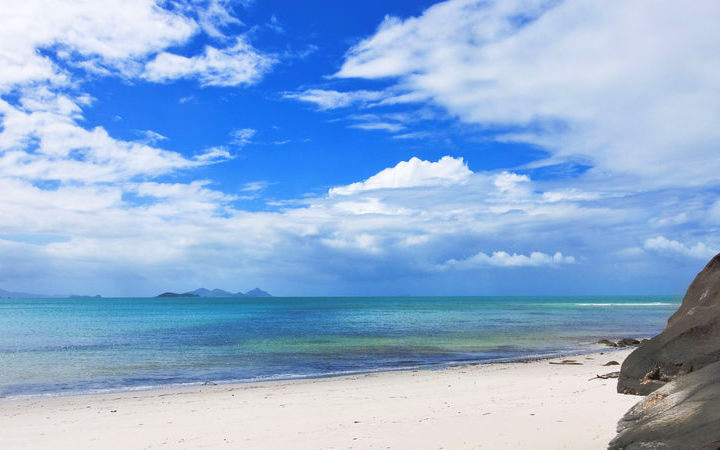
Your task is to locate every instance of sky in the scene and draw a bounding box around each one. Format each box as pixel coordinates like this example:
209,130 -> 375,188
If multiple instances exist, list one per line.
0,0 -> 718,297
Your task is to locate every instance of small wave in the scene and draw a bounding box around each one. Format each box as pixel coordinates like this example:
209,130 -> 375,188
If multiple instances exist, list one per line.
575,302 -> 676,307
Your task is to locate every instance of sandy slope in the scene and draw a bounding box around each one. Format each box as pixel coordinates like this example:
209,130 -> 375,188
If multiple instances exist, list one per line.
0,349 -> 639,449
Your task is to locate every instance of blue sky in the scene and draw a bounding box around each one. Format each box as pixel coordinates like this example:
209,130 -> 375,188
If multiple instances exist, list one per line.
0,0 -> 718,296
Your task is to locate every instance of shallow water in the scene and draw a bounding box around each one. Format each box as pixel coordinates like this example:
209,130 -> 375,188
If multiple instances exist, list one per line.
0,296 -> 679,397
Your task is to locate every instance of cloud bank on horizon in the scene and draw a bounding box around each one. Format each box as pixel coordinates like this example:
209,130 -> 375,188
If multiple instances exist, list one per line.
0,0 -> 718,296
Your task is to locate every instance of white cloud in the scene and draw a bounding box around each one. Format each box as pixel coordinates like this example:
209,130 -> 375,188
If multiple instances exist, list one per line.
1,0 -> 717,295
392,131 -> 433,140
143,38 -> 276,87
493,172 -> 529,192
0,0 -> 197,91
349,122 -> 405,132
438,251 -> 575,270
344,111 -> 438,134
0,0 -> 285,294
649,213 -> 689,228
231,128 -> 256,147
0,149 -> 712,295
0,93 -> 229,183
329,156 -> 472,195
138,130 -> 168,144
644,236 -> 717,260
282,89 -> 386,110
0,1 -> 270,185
707,200 -> 720,223
332,197 -> 412,216
241,181 -> 268,192
195,0 -> 244,39
335,0 -> 720,188
266,14 -> 285,34
193,146 -> 233,162
0,1 -> 273,90
542,189 -> 602,203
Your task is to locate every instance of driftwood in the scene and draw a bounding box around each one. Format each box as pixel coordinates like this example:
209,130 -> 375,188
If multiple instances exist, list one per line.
588,371 -> 620,381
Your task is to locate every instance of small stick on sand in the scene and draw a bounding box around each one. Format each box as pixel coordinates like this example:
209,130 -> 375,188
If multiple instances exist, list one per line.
549,360 -> 583,365
588,371 -> 620,381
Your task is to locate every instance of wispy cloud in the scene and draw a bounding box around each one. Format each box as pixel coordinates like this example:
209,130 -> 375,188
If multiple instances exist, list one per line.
195,0 -> 243,39
282,89 -> 386,110
391,131 -> 432,140
0,0 -> 197,90
335,0 -> 720,189
137,130 -> 168,145
266,14 -> 285,34
143,38 -> 276,87
349,122 -> 405,132
230,128 -> 256,147
241,181 -> 269,192
1,0 -> 718,297
0,149 -> 717,294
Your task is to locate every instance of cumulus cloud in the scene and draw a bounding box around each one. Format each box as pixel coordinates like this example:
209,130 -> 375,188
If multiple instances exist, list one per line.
0,0 -> 284,294
0,0 -> 197,90
335,0 -> 720,188
330,156 -> 472,195
0,149 -> 714,295
438,251 -> 575,270
1,1 -> 717,296
143,38 -> 276,87
0,1 -> 274,186
0,1 -> 274,91
644,236 -> 717,260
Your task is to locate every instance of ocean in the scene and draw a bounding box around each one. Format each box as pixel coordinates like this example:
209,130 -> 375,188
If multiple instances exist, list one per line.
0,296 -> 679,397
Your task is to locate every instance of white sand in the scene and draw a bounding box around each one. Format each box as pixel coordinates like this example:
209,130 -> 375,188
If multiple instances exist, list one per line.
0,349 -> 640,449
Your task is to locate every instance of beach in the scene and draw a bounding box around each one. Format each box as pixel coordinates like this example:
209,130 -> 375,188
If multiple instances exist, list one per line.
0,348 -> 637,449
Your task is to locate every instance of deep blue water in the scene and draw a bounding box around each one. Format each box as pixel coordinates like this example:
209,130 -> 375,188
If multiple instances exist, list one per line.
0,296 -> 680,397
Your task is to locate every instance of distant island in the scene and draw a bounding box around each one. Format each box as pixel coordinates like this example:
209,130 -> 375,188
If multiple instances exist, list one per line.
156,288 -> 272,298
157,292 -> 200,298
1,286 -> 270,299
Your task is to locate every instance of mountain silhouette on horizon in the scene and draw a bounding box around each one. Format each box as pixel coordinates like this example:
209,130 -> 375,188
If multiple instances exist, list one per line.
157,288 -> 272,298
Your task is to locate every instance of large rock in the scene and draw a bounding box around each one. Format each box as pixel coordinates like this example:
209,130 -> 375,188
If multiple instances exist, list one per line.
617,253 -> 720,395
609,360 -> 720,449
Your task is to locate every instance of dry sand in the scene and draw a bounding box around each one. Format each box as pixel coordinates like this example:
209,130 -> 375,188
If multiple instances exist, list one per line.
0,349 -> 639,449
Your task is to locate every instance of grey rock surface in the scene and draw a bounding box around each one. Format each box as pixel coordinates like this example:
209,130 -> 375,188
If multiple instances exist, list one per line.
617,253 -> 720,395
609,360 -> 720,450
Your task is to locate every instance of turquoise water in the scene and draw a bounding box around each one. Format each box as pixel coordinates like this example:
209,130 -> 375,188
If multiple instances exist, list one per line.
0,296 -> 679,397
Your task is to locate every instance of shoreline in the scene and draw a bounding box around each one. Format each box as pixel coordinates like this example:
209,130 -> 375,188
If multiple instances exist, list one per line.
0,344 -> 633,402
0,348 -> 639,449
